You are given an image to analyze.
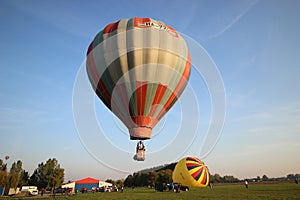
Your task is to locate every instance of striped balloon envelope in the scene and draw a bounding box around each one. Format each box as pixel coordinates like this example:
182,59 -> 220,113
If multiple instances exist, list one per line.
86,17 -> 191,140
172,156 -> 210,187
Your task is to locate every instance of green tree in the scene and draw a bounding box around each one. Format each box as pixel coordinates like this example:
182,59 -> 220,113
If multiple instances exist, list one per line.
222,175 -> 239,183
133,172 -> 142,186
124,175 -> 134,187
257,176 -> 261,182
7,160 -> 23,190
29,162 -> 47,189
147,171 -> 157,187
43,158 -> 64,191
29,158 -> 64,191
212,173 -> 222,183
115,179 -> 124,188
262,174 -> 269,181
0,159 -> 8,187
156,169 -> 172,186
105,179 -> 116,185
287,174 -> 295,180
18,170 -> 29,187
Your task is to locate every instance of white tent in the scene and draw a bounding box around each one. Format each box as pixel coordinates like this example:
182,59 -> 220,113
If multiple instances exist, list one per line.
99,180 -> 112,187
62,182 -> 75,193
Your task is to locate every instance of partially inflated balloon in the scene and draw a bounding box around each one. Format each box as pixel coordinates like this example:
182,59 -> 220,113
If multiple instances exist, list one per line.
87,17 -> 191,140
172,157 -> 210,187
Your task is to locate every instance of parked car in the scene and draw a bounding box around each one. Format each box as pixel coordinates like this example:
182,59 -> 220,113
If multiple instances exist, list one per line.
81,187 -> 87,193
55,188 -> 63,194
30,190 -> 39,196
21,186 -> 38,195
98,187 -> 105,192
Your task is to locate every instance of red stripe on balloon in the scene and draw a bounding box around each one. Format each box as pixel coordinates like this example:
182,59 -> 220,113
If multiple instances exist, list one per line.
149,84 -> 167,117
186,163 -> 200,167
201,169 -> 207,185
191,167 -> 202,180
103,21 -> 120,34
187,164 -> 200,171
156,53 -> 191,120
136,81 -> 148,116
134,17 -> 151,27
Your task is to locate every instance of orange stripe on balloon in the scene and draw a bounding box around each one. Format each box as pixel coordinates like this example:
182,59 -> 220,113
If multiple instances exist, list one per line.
183,52 -> 192,79
130,116 -> 152,127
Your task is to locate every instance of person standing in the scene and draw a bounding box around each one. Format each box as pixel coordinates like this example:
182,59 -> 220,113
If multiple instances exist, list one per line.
244,180 -> 248,188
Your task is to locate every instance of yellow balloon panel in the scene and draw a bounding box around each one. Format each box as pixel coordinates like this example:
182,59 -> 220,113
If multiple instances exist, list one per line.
172,157 -> 210,187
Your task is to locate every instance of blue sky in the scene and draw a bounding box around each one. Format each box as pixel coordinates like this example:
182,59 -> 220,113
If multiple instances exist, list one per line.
1,0 -> 299,181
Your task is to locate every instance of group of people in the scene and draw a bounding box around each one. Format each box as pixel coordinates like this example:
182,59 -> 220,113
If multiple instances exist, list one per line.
155,182 -> 186,192
169,183 -> 182,193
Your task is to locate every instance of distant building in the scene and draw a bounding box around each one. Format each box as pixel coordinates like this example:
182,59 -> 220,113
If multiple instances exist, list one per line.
75,177 -> 112,191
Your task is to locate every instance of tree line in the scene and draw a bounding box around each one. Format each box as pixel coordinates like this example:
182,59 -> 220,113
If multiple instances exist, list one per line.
122,169 -> 239,188
123,163 -> 177,188
124,169 -> 173,188
122,163 -> 300,187
0,158 -> 64,195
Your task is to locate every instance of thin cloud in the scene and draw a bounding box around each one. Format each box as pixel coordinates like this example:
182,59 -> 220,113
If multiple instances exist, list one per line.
6,1 -> 93,39
208,0 -> 259,39
227,89 -> 256,109
227,102 -> 300,137
6,67 -> 66,91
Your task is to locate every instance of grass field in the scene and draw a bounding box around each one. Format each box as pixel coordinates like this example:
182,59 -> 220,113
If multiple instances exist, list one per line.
1,183 -> 299,200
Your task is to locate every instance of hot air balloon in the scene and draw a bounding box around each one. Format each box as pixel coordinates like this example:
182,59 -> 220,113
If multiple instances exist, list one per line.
5,155 -> 9,160
86,17 -> 191,159
172,156 -> 210,187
